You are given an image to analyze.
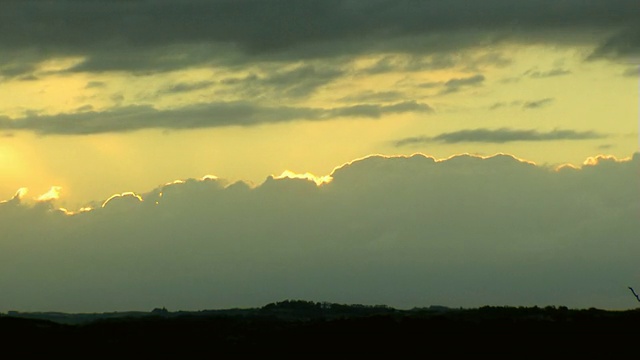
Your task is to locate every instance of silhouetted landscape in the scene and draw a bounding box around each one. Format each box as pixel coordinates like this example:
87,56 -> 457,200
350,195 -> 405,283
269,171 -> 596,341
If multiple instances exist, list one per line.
3,300 -> 640,355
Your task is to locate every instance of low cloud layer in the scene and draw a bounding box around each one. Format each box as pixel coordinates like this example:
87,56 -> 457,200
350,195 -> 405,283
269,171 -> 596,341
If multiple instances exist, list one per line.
0,152 -> 638,312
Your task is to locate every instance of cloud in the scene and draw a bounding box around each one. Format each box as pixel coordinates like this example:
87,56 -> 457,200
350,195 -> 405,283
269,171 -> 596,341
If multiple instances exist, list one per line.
622,67 -> 637,77
218,64 -> 347,99
589,29 -> 640,60
394,128 -> 606,146
0,152 -> 637,312
37,186 -> 62,202
358,52 -> 508,76
0,100 -> 432,135
260,65 -> 346,97
101,192 -> 144,209
523,98 -> 554,109
440,74 -> 485,94
0,1 -> 638,77
328,101 -> 433,119
339,91 -> 407,104
527,68 -> 572,78
500,67 -> 572,84
417,74 -> 486,95
489,101 -> 522,110
488,97 -> 556,110
156,81 -> 216,96
0,188 -> 27,206
85,81 -> 106,89
361,54 -> 460,74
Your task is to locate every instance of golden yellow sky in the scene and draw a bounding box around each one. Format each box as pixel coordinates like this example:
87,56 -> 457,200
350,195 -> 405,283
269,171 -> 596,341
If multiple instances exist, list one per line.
1,43 -> 636,210
1,0 -> 639,211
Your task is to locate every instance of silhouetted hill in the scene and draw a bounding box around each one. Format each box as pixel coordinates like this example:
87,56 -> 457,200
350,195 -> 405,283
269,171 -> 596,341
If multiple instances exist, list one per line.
2,301 -> 640,355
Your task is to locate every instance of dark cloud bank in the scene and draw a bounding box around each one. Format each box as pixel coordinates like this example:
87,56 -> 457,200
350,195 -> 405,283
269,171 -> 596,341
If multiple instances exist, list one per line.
1,0 -> 638,77
1,152 -> 638,312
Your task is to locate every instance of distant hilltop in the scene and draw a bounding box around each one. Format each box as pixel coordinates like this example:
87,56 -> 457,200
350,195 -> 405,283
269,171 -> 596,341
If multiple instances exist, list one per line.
2,300 -> 452,325
2,301 -> 640,355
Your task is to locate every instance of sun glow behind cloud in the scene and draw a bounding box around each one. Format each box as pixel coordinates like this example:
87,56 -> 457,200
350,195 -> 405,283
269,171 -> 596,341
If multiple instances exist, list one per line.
0,187 -> 29,204
275,170 -> 333,186
583,154 -> 634,166
101,191 -> 144,208
4,152 -> 634,215
36,186 -> 62,202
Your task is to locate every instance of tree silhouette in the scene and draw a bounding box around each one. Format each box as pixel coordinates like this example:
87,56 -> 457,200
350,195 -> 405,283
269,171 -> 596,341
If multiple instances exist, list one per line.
628,287 -> 640,302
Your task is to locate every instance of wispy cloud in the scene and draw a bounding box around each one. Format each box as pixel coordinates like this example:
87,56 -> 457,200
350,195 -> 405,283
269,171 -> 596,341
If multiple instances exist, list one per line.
156,81 -> 216,96
339,91 -> 407,103
85,81 -> 106,89
623,67 -> 637,77
416,73 -> 486,95
489,97 -> 556,111
527,68 -> 572,79
440,74 -> 485,94
489,101 -> 522,110
394,128 -> 606,146
218,64 -> 347,99
522,98 -> 554,109
0,101 -> 432,135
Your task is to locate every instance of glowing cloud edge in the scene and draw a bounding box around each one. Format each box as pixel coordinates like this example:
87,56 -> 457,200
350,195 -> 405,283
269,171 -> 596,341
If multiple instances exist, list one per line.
2,152 -> 637,214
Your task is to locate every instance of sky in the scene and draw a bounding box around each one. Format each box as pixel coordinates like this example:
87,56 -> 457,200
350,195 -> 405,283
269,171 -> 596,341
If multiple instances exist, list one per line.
0,0 -> 639,313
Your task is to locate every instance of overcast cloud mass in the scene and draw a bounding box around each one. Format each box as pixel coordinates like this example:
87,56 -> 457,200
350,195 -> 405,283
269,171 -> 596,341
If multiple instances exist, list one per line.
0,153 -> 638,312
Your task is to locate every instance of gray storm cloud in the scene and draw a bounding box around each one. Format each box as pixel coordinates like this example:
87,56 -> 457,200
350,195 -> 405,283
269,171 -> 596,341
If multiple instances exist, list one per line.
0,152 -> 638,312
0,0 -> 638,77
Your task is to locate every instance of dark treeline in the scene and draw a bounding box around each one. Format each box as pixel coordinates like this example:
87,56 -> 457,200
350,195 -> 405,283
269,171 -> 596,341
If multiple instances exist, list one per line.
2,301 -> 640,355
